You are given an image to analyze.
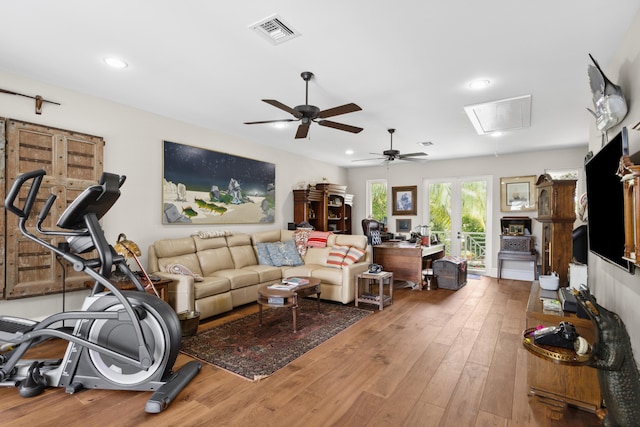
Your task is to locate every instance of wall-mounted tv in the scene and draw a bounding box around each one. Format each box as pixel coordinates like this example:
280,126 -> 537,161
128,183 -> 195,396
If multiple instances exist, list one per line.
584,127 -> 633,272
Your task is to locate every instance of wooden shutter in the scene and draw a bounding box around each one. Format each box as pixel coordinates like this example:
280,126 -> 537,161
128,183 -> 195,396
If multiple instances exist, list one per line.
2,119 -> 104,299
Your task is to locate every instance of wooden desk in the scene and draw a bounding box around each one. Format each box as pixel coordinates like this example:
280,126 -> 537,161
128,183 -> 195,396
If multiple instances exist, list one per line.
373,243 -> 445,286
525,284 -> 601,417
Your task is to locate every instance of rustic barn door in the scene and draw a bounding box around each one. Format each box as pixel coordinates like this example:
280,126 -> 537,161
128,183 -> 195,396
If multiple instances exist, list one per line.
1,118 -> 104,299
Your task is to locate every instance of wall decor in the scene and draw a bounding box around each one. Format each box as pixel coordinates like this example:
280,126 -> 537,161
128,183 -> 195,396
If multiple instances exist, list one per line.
392,185 -> 417,215
163,140 -> 275,224
500,175 -> 536,212
396,218 -> 412,232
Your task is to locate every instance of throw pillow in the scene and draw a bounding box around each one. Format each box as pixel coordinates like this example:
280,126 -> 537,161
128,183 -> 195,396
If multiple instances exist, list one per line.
266,240 -> 305,267
370,230 -> 382,246
325,245 -> 350,268
293,229 -> 312,256
165,263 -> 204,282
307,231 -> 332,248
256,242 -> 275,266
342,246 -> 366,266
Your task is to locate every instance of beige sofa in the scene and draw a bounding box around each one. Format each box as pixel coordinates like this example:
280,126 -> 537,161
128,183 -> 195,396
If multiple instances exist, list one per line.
147,230 -> 370,320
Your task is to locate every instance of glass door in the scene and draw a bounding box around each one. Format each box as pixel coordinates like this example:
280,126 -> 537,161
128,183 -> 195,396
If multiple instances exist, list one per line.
424,176 -> 491,274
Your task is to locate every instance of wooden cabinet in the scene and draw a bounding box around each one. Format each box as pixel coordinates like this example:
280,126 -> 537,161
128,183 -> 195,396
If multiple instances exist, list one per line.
293,183 -> 352,234
525,284 -> 601,416
535,174 -> 576,286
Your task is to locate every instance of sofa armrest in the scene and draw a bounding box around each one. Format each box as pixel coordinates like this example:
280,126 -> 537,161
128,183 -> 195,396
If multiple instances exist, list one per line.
153,272 -> 195,314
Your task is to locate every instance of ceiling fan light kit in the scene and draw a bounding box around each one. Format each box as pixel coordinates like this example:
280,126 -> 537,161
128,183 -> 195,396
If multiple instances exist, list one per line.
244,71 -> 363,139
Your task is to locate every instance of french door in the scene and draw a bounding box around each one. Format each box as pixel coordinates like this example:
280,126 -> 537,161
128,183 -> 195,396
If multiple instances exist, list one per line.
423,175 -> 492,274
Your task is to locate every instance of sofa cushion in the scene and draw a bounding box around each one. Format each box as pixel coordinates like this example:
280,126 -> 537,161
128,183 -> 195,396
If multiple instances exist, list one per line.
153,237 -> 197,258
256,242 -> 274,265
212,269 -> 259,290
242,264 -> 282,283
326,245 -> 350,268
193,276 -> 231,299
266,240 -> 304,267
251,229 -> 283,244
197,247 -> 235,276
335,234 -> 368,249
307,231 -> 332,248
229,244 -> 258,269
343,246 -> 366,266
193,235 -> 228,251
293,229 -> 313,256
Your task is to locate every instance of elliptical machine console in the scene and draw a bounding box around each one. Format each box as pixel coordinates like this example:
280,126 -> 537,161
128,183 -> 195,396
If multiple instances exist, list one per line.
0,169 -> 200,413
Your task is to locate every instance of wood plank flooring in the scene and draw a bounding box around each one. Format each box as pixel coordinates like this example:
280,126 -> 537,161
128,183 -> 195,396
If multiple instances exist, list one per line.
0,277 -> 602,426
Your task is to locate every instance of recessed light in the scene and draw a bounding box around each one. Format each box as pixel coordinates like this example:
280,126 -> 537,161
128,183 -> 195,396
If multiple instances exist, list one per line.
468,79 -> 491,90
345,149 -> 354,155
104,57 -> 128,69
418,141 -> 433,147
490,131 -> 503,137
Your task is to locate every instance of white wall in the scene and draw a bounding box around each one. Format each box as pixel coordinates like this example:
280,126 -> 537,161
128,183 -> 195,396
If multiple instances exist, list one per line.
0,69 -> 346,319
587,8 -> 640,361
347,147 -> 587,278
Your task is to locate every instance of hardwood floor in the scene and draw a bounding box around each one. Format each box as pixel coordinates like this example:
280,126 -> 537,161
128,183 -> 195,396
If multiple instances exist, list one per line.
0,277 -> 602,426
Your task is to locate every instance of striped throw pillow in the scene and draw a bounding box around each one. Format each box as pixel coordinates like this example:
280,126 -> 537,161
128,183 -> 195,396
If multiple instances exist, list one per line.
307,231 -> 332,248
325,245 -> 350,268
342,246 -> 366,266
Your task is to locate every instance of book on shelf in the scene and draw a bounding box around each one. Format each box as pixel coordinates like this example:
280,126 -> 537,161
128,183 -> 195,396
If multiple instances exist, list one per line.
282,277 -> 309,286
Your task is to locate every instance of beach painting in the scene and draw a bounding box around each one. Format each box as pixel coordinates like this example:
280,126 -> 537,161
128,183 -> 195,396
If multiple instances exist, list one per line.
162,140 -> 276,224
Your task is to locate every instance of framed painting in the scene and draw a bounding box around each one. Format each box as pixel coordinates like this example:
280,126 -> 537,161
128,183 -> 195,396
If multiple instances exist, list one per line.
392,185 -> 417,215
396,218 -> 412,232
162,140 -> 275,224
500,175 -> 536,212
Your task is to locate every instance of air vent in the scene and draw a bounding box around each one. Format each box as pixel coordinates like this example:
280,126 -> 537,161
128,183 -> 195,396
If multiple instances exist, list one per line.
250,14 -> 301,45
464,95 -> 532,135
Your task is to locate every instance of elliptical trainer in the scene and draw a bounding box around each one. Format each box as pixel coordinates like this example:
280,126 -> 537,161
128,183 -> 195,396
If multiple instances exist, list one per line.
0,169 -> 200,413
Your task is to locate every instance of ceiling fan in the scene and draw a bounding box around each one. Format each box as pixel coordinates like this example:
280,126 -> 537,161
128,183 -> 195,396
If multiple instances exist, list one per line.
353,129 -> 428,163
244,71 -> 363,139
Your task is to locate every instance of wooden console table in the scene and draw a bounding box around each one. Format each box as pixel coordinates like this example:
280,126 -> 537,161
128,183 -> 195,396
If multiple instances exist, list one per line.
373,242 -> 445,286
525,283 -> 601,418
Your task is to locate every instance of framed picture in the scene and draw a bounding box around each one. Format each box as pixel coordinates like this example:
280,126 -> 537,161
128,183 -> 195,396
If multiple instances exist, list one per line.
396,218 -> 412,232
508,224 -> 524,235
392,185 -> 417,215
162,140 -> 276,224
500,176 -> 536,212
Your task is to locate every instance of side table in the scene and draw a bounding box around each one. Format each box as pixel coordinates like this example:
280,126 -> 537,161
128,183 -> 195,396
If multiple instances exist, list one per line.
356,271 -> 393,310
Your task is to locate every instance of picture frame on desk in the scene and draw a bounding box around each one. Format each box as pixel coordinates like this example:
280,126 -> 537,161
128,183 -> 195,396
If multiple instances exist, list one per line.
392,186 -> 417,215
396,218 -> 411,232
500,175 -> 536,212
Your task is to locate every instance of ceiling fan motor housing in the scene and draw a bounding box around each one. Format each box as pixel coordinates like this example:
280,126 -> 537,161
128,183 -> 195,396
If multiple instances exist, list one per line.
295,104 -> 320,118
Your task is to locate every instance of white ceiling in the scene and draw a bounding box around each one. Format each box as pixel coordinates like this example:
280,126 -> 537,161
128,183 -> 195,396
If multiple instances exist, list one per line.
1,1 -> 639,167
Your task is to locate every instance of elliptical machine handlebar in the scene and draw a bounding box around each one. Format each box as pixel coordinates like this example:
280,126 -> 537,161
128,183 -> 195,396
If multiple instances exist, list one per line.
4,169 -> 46,220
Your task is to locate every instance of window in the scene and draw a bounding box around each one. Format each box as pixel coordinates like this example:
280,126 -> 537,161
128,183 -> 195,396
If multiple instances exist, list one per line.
367,180 -> 387,223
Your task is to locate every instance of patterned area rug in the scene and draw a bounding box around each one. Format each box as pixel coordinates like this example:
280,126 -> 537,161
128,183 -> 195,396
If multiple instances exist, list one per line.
180,299 -> 372,381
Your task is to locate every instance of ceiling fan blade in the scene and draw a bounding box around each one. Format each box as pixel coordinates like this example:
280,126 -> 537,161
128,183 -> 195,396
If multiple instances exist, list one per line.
317,120 -> 363,134
398,152 -> 428,158
262,99 -> 303,118
295,123 -> 310,139
351,156 -> 387,162
317,103 -> 362,119
244,119 -> 298,125
399,157 -> 428,162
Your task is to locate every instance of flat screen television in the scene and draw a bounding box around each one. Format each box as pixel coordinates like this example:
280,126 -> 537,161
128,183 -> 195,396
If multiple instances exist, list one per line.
584,127 -> 632,272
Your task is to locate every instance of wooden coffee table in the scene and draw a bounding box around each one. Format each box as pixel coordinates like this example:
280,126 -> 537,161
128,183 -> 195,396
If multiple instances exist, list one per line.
257,276 -> 321,332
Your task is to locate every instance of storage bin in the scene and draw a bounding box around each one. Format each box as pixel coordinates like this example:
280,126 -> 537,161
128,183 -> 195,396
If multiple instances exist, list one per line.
433,257 -> 467,290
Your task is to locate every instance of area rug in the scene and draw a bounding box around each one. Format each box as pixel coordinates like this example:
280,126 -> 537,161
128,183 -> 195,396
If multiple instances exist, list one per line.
180,299 -> 372,381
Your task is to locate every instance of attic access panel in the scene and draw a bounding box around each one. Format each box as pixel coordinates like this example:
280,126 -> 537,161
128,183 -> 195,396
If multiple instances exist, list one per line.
464,95 -> 532,135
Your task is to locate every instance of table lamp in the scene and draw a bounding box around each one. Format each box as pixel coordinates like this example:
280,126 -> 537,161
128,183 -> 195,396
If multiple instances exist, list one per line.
113,233 -> 159,297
